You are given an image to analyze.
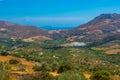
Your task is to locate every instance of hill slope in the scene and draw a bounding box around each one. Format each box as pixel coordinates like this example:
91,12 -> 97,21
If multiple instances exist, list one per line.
0,21 -> 49,39
0,13 -> 120,44
66,13 -> 120,43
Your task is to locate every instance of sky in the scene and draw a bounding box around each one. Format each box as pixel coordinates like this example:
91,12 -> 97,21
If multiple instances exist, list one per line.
0,0 -> 120,29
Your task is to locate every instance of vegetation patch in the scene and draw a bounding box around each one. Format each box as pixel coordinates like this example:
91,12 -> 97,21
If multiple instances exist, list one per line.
91,47 -> 107,51
9,59 -> 20,64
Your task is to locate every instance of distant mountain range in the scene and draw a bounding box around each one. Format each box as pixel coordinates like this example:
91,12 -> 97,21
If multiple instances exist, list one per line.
0,13 -> 120,43
41,26 -> 73,30
0,21 -> 48,39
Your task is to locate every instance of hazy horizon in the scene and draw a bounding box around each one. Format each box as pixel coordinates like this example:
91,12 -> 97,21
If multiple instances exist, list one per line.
1,0 -> 120,29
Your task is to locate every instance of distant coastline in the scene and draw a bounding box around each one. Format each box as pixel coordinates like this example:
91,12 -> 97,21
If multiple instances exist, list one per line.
40,26 -> 74,30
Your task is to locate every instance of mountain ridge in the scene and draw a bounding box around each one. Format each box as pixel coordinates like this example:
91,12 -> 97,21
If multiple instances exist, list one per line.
0,20 -> 49,39
66,13 -> 120,42
0,13 -> 120,43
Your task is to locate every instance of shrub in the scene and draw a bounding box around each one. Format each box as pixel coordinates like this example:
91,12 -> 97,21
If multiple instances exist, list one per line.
32,65 -> 41,71
40,72 -> 54,80
33,64 -> 52,72
0,62 -> 4,70
0,62 -> 12,80
90,70 -> 113,80
9,59 -> 20,64
56,70 -> 86,80
58,63 -> 74,73
40,64 -> 52,72
31,72 -> 54,80
0,51 -> 9,56
17,66 -> 26,71
4,64 -> 11,70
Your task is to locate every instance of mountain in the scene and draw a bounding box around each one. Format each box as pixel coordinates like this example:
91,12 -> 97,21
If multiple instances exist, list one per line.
0,13 -> 120,44
66,13 -> 120,43
0,21 -> 49,40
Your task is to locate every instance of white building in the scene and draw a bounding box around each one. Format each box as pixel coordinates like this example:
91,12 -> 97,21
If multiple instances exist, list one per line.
69,42 -> 86,46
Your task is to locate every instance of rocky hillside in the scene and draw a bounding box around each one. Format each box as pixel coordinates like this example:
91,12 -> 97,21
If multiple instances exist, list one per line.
66,13 -> 120,42
0,21 -> 49,39
0,13 -> 120,43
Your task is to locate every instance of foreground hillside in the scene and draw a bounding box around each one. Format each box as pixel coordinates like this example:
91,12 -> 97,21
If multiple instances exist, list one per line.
0,38 -> 119,80
0,55 -> 35,80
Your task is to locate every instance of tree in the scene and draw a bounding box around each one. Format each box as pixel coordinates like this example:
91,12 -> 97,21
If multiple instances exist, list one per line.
90,70 -> 113,80
9,59 -> 20,64
58,63 -> 74,73
32,65 -> 41,71
57,71 -> 86,80
0,51 -> 9,56
0,62 -> 12,80
0,62 -> 4,80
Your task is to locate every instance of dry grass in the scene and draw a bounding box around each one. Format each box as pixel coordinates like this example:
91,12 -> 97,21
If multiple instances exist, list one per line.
0,55 -> 35,79
0,55 -> 35,72
23,36 -> 52,42
67,36 -> 78,41
105,49 -> 120,54
49,71 -> 60,77
83,72 -> 91,80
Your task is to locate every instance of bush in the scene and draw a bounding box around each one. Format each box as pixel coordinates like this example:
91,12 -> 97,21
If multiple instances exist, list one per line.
0,62 -> 12,80
17,66 -> 26,71
33,64 -> 52,72
0,51 -> 9,56
58,63 -> 74,73
90,70 -> 113,80
9,59 -> 20,64
40,72 -> 54,80
4,64 -> 11,70
32,65 -> 41,71
56,70 -> 86,80
0,62 -> 4,70
40,63 -> 52,72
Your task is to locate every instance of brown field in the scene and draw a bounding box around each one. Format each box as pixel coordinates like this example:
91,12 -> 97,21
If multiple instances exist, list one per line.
0,55 -> 35,79
0,55 -> 35,72
105,49 -> 120,54
23,36 -> 52,42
